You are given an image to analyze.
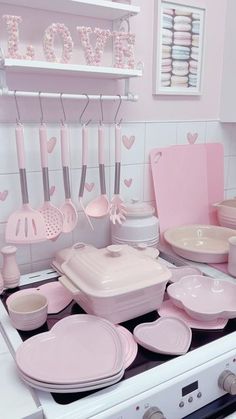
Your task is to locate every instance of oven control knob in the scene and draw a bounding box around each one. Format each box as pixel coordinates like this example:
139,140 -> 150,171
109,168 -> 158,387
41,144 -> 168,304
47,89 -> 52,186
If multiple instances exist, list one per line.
218,370 -> 236,395
142,407 -> 166,419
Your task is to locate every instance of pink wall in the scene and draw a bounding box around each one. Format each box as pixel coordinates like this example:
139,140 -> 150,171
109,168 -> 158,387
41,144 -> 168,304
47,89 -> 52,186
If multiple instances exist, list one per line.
0,0 -> 227,122
122,0 -> 227,121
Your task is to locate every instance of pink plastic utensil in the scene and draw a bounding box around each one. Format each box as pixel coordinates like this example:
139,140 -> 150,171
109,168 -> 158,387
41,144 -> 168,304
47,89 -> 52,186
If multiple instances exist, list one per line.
38,124 -> 64,240
85,124 -> 109,218
110,124 -> 127,225
60,123 -> 78,233
78,125 -> 94,230
6,124 -> 47,243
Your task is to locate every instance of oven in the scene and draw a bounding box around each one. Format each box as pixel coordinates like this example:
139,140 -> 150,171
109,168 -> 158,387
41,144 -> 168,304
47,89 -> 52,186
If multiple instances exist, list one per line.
1,253 -> 236,419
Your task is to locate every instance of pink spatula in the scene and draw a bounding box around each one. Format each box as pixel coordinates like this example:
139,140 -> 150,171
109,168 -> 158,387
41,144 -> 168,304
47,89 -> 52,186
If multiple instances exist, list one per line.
6,124 -> 47,243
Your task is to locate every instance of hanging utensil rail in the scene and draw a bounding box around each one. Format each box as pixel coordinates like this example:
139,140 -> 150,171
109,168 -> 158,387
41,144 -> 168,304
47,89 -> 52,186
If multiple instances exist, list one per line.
0,90 -> 138,101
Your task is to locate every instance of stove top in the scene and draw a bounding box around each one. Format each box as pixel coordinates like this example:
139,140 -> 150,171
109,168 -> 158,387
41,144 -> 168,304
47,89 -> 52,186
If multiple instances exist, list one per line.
2,276 -> 236,417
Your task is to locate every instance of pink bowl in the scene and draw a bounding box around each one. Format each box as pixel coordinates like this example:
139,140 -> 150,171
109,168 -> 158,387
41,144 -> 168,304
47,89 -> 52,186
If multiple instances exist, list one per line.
167,275 -> 236,321
7,293 -> 48,331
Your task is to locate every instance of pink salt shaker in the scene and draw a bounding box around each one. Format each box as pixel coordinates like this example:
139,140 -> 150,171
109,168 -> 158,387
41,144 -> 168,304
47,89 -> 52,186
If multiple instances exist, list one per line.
1,246 -> 20,288
228,237 -> 236,278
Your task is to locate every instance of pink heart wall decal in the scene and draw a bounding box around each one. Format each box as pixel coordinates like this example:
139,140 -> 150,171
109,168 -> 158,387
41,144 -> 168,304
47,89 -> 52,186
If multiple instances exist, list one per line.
47,137 -> 57,153
122,135 -> 135,150
0,190 -> 8,201
187,132 -> 198,144
85,182 -> 94,192
124,178 -> 132,188
49,186 -> 55,197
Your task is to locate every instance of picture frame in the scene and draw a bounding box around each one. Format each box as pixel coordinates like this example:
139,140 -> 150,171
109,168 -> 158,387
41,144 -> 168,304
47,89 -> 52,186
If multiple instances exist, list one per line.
153,0 -> 206,95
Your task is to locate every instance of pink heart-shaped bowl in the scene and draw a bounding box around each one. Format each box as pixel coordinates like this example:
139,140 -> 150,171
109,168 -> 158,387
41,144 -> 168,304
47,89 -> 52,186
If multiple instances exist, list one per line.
133,317 -> 192,355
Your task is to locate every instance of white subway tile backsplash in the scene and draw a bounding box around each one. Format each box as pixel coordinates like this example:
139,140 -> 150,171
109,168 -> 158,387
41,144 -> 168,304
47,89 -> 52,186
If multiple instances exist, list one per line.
30,231 -> 73,263
206,121 -> 233,156
0,173 -> 22,222
110,123 -> 145,165
109,164 -> 144,203
0,223 -> 31,267
0,119 -> 235,276
226,156 -> 236,190
72,212 -> 111,249
145,122 -> 177,163
0,124 -> 18,174
176,121 -> 206,145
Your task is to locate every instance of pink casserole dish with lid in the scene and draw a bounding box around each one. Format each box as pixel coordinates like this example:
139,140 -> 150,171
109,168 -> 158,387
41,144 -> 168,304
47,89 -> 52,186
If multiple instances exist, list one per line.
60,244 -> 171,323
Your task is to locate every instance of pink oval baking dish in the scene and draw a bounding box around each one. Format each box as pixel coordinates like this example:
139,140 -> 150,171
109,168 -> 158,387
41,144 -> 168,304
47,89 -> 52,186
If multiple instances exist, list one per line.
164,224 -> 236,263
167,275 -> 236,321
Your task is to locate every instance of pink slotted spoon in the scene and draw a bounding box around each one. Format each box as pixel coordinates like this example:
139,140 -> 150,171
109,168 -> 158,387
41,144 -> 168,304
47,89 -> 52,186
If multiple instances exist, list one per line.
5,124 -> 47,244
60,123 -> 78,233
38,123 -> 64,240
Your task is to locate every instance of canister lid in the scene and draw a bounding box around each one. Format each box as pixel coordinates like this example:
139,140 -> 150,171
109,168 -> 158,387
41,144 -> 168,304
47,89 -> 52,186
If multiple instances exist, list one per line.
125,198 -> 155,218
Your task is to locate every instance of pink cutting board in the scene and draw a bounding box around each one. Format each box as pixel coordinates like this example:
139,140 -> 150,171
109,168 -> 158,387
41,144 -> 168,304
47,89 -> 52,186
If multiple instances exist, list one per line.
150,143 -> 224,236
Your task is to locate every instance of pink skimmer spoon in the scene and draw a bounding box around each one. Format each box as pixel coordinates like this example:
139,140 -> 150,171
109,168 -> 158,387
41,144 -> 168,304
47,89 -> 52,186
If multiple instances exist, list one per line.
38,124 -> 64,240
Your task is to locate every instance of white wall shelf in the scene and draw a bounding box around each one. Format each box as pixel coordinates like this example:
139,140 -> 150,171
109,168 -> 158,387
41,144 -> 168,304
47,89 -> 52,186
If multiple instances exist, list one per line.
1,58 -> 142,79
1,0 -> 140,20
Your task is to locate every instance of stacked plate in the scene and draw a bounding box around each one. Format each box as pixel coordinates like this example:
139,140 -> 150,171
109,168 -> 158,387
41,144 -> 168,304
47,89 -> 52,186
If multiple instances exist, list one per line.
15,314 -> 137,393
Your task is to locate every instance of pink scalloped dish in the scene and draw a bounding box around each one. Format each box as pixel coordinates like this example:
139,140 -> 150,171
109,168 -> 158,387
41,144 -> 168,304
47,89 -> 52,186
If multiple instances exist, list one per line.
167,275 -> 236,321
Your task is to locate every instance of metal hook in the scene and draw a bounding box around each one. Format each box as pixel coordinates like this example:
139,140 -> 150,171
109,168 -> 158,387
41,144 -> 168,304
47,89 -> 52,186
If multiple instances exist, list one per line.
14,90 -> 21,124
38,92 -> 44,124
79,94 -> 90,125
114,95 -> 122,125
99,94 -> 104,125
60,93 -> 67,125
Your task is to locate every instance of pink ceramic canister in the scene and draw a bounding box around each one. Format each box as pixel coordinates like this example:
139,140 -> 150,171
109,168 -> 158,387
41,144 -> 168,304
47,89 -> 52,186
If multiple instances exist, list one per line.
228,236 -> 236,277
1,245 -> 21,288
111,199 -> 159,248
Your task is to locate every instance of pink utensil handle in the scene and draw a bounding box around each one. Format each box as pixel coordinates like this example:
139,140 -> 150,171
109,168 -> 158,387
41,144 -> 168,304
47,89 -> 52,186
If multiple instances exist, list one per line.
15,124 -> 26,169
115,124 -> 121,164
39,124 -> 48,168
60,124 -> 70,167
98,125 -> 105,164
82,125 -> 88,166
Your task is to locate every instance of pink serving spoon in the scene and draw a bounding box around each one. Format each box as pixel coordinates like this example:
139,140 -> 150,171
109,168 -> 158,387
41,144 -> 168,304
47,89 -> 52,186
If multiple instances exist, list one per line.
85,124 -> 109,218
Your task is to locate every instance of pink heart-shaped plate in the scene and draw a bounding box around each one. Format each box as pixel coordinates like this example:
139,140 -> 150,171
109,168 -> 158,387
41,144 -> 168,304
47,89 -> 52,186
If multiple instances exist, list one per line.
16,314 -> 124,384
133,317 -> 192,355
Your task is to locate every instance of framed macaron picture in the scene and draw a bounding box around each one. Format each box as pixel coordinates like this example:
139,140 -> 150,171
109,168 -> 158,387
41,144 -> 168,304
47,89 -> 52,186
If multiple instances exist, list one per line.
153,0 -> 205,95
